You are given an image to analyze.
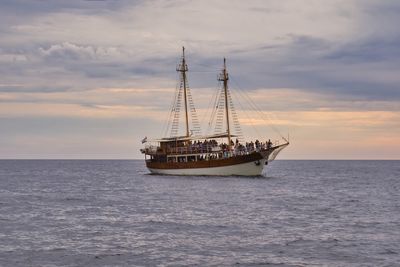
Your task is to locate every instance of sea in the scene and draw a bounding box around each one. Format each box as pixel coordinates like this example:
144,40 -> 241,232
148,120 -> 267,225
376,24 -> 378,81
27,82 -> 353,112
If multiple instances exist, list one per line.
0,160 -> 399,267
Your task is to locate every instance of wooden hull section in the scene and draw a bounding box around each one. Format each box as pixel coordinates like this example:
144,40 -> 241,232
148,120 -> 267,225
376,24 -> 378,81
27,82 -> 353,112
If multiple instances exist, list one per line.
146,152 -> 267,176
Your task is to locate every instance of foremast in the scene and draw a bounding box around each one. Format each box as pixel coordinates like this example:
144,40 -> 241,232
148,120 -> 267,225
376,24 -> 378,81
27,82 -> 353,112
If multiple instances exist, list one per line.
218,58 -> 232,150
176,46 -> 190,137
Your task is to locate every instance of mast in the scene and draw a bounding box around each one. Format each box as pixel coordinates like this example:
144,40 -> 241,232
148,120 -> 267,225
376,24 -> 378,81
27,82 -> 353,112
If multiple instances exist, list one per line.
218,58 -> 231,149
176,46 -> 190,137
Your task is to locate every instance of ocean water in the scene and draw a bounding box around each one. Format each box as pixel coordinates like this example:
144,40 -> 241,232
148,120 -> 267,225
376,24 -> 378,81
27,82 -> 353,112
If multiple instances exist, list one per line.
0,160 -> 399,267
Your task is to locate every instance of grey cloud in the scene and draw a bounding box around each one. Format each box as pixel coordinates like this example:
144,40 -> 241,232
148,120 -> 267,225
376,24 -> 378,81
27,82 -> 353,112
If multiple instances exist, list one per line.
38,42 -> 128,62
0,0 -> 399,103
0,0 -> 141,16
219,31 -> 400,101
39,43 -> 98,61
325,37 -> 400,63
0,85 -> 71,93
361,0 -> 400,15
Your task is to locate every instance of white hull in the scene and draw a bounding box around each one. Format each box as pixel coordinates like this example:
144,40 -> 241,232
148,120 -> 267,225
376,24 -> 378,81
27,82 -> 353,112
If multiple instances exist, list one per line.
148,159 -> 267,176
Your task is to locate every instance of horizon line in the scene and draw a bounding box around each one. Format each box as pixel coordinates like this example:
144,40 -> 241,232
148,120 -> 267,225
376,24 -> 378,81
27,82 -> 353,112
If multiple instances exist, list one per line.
0,158 -> 399,161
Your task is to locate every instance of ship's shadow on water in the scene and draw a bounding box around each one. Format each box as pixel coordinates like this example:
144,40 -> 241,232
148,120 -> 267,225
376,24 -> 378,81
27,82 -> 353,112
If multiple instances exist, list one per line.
144,172 -> 278,180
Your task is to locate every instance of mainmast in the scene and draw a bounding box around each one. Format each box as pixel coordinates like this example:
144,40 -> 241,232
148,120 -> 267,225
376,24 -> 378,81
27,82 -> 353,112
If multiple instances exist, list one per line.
176,46 -> 190,137
218,58 -> 231,149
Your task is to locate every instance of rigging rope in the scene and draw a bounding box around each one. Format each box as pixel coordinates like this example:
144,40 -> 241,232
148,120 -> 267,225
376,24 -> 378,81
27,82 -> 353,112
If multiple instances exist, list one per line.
230,86 -> 263,140
206,80 -> 223,135
230,74 -> 287,142
161,59 -> 288,143
162,72 -> 181,137
202,86 -> 220,136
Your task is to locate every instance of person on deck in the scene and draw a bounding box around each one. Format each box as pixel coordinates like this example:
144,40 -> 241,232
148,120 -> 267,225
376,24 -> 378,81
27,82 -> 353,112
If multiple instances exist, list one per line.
267,139 -> 272,149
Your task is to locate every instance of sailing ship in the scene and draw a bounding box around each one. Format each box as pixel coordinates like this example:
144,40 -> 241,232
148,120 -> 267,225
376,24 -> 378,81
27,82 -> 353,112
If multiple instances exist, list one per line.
140,47 -> 289,176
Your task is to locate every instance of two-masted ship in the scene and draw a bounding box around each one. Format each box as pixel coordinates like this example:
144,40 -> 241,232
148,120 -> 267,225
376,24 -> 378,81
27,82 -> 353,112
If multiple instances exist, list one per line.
140,47 -> 288,176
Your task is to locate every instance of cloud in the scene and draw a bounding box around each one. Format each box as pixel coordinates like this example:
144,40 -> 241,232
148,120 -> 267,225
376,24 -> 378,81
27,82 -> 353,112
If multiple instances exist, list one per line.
39,42 -> 127,61
0,52 -> 28,62
0,0 -> 399,159
39,42 -> 97,60
0,0 -> 137,17
2,0 -> 398,100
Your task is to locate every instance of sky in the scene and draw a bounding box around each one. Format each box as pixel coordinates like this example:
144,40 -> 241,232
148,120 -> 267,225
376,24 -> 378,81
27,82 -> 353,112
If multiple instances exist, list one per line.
0,0 -> 399,159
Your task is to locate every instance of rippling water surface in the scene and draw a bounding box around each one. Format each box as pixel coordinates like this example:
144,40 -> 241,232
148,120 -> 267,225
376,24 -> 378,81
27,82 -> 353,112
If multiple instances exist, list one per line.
0,160 -> 399,266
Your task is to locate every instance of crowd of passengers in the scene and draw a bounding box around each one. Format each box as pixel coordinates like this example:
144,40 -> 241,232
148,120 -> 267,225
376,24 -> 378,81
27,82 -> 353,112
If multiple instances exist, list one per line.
168,138 -> 273,155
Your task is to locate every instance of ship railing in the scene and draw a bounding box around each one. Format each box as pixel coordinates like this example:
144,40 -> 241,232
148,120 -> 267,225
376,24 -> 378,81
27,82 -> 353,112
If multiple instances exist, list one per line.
167,145 -> 222,155
232,147 -> 259,156
166,146 -> 261,157
146,143 -> 278,157
143,141 -> 282,157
